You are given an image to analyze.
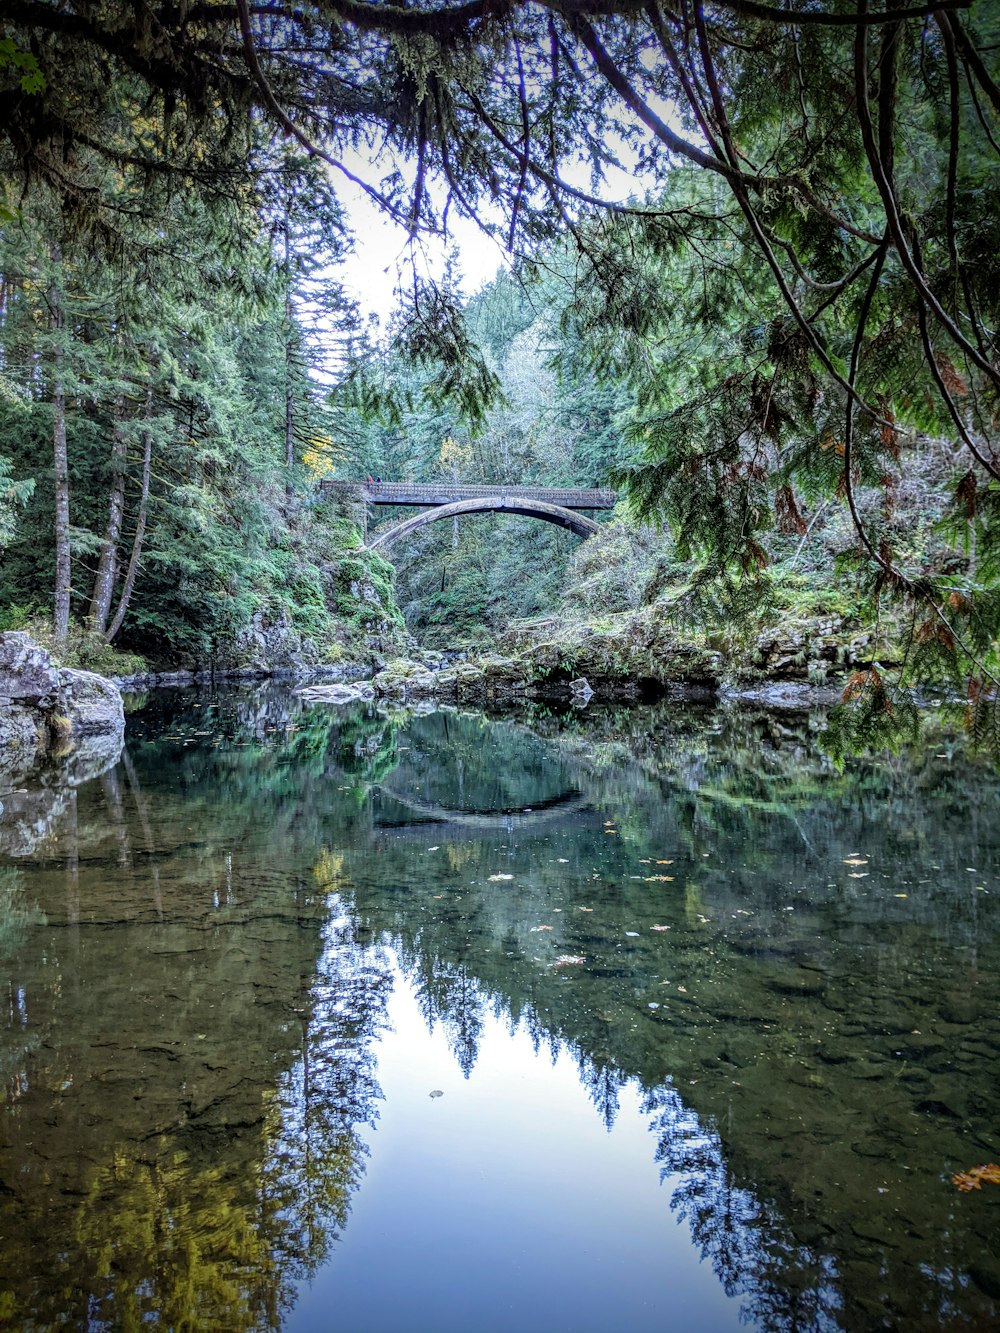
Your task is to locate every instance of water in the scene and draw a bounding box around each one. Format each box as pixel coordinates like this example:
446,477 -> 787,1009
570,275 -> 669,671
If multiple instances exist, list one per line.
1,688 -> 999,1331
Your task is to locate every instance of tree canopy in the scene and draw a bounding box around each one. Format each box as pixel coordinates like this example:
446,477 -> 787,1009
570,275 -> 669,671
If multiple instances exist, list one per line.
2,0 -> 1000,736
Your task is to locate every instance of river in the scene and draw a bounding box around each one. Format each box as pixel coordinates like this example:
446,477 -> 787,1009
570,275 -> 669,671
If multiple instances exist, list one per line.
1,687 -> 998,1331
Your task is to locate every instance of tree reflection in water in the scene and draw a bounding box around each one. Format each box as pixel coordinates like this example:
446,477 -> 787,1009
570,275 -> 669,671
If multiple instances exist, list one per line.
0,686 -> 998,1330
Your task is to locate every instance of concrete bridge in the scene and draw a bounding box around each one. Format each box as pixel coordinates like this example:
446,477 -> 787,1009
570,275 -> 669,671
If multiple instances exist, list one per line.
320,481 -> 617,549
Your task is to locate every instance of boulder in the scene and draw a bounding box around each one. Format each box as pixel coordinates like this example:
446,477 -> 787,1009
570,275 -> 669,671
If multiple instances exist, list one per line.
372,659 -> 441,701
0,631 -> 61,702
0,702 -> 47,778
58,668 -> 125,737
296,681 -> 375,704
570,676 -> 594,702
0,634 -> 125,782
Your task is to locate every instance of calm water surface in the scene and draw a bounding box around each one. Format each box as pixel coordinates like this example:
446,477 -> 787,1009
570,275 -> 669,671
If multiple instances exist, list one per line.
1,688 -> 999,1331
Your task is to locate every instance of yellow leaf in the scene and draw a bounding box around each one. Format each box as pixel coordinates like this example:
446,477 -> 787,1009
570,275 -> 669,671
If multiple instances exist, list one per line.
952,1163 -> 1000,1192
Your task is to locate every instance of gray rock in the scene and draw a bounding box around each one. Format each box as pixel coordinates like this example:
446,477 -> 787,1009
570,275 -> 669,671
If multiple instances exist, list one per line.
373,660 -> 440,700
296,681 -> 374,704
0,631 -> 61,702
570,676 -> 594,702
155,670 -> 196,687
0,636 -> 124,784
0,701 -> 47,777
58,668 -> 125,737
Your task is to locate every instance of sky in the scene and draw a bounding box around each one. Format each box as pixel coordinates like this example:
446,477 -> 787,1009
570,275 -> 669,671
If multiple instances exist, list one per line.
332,141 -> 655,329
336,181 -> 512,328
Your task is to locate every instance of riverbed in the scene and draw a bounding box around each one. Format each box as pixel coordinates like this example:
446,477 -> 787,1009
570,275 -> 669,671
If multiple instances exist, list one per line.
1,687 -> 998,1330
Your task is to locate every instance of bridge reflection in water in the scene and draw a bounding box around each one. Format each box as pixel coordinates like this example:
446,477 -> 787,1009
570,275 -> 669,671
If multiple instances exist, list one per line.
4,693 -> 1000,1331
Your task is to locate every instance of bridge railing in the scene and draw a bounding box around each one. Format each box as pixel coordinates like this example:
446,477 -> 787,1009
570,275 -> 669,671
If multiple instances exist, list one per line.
319,480 -> 617,510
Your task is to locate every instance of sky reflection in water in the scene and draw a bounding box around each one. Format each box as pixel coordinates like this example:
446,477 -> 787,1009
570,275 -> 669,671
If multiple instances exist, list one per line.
1,688 -> 998,1331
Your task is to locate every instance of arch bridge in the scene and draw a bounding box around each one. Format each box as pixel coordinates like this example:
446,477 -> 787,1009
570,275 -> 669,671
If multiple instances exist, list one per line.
319,481 -> 616,550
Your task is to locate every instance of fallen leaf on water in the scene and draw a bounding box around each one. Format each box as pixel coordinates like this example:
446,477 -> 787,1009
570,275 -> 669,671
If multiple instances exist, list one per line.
650,925 -> 671,932
554,955 -> 585,967
531,925 -> 554,932
488,873 -> 514,881
952,1163 -> 1000,1192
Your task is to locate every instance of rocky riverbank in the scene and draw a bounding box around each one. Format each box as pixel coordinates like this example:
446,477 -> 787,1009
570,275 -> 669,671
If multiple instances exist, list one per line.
0,632 -> 125,783
333,604 -> 879,709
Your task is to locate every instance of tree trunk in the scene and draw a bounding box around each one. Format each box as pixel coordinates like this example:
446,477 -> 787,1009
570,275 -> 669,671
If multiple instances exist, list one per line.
284,207 -> 295,495
50,249 -> 71,641
88,395 -> 128,635
105,384 -> 153,643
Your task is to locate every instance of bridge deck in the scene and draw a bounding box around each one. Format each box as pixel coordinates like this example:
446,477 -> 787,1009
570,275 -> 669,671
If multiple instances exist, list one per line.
320,480 -> 616,510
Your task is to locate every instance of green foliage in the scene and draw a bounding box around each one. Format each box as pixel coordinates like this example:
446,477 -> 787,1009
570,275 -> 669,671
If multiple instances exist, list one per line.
821,670 -> 922,767
0,149 -> 375,667
14,618 -> 146,677
0,39 -> 44,95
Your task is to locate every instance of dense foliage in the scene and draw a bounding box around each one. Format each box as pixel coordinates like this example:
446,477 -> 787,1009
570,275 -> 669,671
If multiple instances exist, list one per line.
0,134 -> 405,665
1,0 -> 998,741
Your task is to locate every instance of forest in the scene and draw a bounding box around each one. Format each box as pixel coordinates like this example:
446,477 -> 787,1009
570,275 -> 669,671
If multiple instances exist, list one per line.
1,0 -> 999,748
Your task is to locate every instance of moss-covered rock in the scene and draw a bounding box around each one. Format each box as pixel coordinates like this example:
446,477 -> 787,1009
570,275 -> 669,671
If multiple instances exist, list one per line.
372,659 -> 440,700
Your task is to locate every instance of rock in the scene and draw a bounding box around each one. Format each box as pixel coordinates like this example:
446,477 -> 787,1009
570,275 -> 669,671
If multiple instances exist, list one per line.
0,635 -> 124,782
0,727 -> 124,856
296,681 -> 374,704
726,682 -> 843,708
570,676 -> 594,702
436,663 -> 486,695
154,670 -> 196,687
0,701 -> 47,777
759,964 -> 827,998
0,631 -> 61,702
373,659 -> 440,700
58,668 -> 125,737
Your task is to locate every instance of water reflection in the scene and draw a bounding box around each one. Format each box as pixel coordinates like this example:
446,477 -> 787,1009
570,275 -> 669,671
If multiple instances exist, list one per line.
1,689 -> 999,1329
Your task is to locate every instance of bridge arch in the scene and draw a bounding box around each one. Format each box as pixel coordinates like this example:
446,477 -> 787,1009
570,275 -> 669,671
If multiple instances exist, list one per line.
375,785 -> 591,830
368,497 -> 600,551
